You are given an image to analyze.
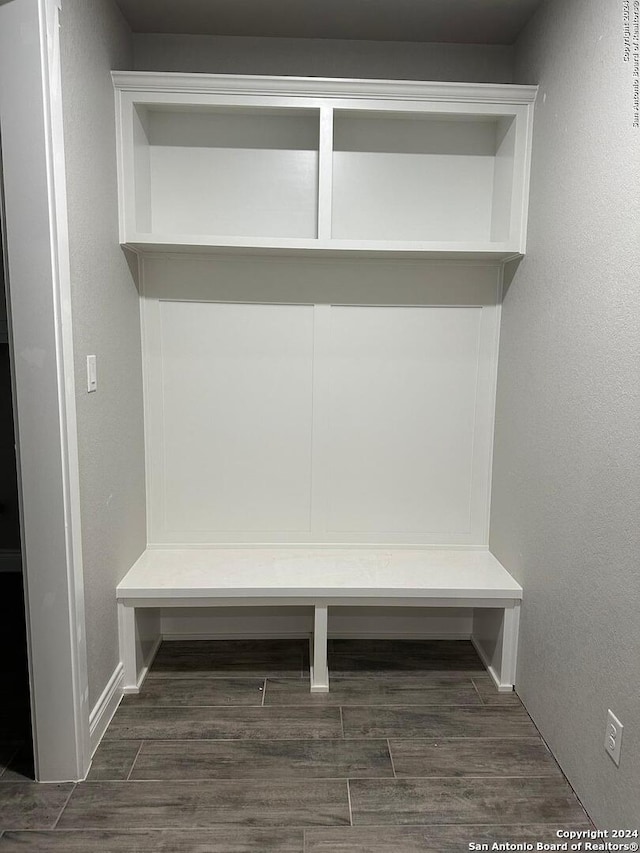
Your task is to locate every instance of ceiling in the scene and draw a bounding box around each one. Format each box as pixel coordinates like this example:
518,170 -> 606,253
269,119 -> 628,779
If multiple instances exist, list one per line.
114,0 -> 542,45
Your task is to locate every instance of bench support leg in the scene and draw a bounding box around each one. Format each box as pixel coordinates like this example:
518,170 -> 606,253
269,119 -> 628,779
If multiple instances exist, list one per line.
310,604 -> 329,693
118,603 -> 162,695
471,601 -> 521,693
118,602 -> 138,693
499,600 -> 521,690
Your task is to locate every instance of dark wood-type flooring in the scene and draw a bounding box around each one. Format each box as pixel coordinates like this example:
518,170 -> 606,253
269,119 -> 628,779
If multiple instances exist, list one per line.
0,638 -> 593,851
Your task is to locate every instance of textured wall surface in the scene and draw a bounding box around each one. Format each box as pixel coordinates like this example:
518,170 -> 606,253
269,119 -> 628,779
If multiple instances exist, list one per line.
491,0 -> 640,827
133,33 -> 514,82
60,0 -> 146,707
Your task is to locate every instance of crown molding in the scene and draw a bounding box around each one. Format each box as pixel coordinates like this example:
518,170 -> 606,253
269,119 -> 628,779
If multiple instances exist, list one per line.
112,71 -> 538,105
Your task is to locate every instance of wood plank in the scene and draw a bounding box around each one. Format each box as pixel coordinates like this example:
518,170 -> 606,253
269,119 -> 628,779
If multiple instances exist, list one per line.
129,739 -> 393,780
149,640 -> 305,679
264,678 -> 481,707
328,639 -> 484,676
342,706 -> 538,739
57,780 -> 350,828
0,829 -> 304,852
304,824 -> 593,852
0,784 -> 74,830
389,737 -> 561,777
349,778 -> 587,825
0,829 -> 303,852
87,742 -> 142,781
123,676 -> 265,706
104,706 -> 342,741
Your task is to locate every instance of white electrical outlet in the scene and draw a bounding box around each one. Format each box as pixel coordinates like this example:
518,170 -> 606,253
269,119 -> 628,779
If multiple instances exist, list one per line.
604,709 -> 623,766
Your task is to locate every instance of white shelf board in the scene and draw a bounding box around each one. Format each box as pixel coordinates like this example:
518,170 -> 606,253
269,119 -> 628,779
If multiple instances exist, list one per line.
124,236 -> 522,262
116,547 -> 523,601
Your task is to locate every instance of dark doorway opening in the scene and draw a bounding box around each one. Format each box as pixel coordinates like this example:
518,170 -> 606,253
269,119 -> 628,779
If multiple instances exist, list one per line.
0,151 -> 34,781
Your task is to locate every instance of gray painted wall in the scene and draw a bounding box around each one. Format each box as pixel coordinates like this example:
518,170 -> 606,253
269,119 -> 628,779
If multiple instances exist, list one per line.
60,0 -> 146,707
133,33 -> 514,82
491,0 -> 640,828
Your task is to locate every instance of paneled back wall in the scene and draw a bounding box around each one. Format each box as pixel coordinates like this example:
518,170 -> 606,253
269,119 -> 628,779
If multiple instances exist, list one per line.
141,254 -> 501,548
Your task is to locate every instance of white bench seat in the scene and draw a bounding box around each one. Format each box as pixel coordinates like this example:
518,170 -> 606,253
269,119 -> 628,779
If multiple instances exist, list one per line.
116,548 -> 522,694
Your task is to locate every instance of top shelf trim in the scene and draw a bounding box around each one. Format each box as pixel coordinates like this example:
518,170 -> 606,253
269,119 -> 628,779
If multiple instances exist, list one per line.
112,71 -> 538,105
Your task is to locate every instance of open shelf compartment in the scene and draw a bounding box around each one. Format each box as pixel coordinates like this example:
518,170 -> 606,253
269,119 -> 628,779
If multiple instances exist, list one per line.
129,103 -> 320,240
331,110 -> 517,244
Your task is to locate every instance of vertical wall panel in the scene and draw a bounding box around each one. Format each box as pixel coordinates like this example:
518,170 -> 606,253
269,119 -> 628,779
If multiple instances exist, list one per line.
158,301 -> 314,534
326,306 -> 481,535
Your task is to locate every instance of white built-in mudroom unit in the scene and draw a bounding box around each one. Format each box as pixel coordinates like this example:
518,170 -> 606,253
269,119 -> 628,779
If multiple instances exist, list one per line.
112,73 -> 535,694
2,0 -> 638,833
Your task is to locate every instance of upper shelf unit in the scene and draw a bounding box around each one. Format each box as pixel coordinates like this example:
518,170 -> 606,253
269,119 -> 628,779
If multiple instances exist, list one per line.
113,72 -> 537,260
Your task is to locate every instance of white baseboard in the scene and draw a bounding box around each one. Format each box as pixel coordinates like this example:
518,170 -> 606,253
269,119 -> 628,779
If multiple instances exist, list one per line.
89,662 -> 124,757
332,631 -> 472,640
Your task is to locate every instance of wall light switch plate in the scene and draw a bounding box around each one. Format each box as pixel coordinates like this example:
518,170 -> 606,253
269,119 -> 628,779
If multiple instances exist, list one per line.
87,355 -> 97,392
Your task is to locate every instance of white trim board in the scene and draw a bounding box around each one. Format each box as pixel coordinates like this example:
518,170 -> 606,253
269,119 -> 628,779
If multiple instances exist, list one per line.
0,0 -> 90,782
112,72 -> 538,105
89,662 -> 123,758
